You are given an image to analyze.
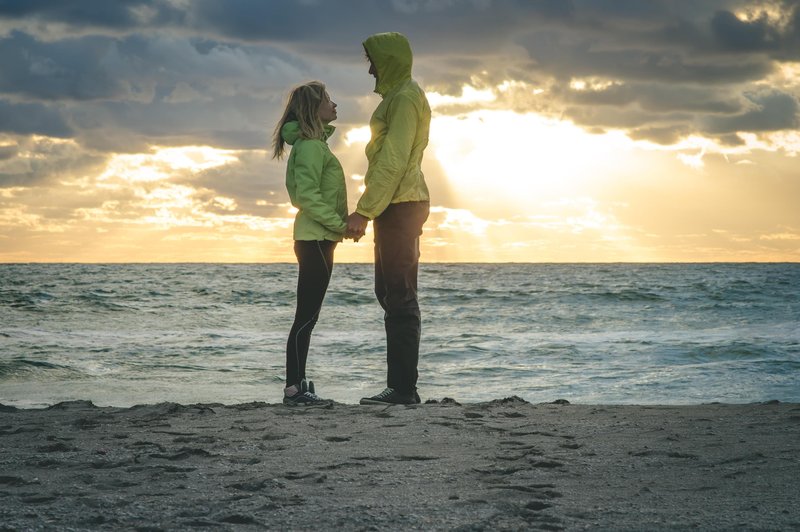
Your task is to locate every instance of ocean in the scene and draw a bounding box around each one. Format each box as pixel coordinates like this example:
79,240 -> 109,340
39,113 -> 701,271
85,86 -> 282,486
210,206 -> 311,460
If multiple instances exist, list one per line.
1,263 -> 798,408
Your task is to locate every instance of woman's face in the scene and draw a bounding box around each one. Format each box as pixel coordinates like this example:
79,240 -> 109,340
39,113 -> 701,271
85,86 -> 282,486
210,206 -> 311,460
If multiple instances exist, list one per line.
318,92 -> 337,123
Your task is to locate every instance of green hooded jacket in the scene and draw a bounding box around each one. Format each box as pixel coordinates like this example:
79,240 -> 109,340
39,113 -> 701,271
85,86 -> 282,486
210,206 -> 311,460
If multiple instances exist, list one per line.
357,32 -> 431,220
283,121 -> 348,241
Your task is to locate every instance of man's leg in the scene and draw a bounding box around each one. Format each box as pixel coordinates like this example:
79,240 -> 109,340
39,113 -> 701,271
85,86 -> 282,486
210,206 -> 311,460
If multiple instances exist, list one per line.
373,202 -> 429,395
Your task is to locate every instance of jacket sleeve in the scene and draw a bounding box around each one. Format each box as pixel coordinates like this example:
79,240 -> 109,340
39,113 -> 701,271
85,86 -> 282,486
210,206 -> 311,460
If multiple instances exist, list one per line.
293,140 -> 347,234
356,93 -> 418,219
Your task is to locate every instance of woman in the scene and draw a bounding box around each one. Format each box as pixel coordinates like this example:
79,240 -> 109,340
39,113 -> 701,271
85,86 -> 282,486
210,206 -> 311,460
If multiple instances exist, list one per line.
272,81 -> 347,406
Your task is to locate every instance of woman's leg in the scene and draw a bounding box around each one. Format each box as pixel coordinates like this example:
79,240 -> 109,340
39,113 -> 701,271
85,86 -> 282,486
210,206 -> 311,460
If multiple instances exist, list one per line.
285,240 -> 336,388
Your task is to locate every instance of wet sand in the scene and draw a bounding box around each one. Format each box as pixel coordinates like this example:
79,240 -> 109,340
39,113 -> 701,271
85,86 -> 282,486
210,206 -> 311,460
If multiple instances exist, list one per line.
1,397 -> 798,530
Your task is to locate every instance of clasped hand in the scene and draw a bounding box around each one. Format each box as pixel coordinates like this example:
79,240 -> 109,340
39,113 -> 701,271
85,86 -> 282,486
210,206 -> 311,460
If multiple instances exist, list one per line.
345,212 -> 369,242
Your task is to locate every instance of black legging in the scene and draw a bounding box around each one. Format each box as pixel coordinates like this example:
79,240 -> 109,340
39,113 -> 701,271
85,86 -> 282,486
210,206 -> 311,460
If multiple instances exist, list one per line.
285,240 -> 336,388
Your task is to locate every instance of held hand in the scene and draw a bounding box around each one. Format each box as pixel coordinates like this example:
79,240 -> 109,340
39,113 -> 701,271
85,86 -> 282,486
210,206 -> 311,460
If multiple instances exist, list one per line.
346,212 -> 369,242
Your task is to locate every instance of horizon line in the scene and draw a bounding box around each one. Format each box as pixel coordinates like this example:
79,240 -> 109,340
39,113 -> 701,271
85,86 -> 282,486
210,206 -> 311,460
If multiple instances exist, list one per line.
2,261 -> 798,266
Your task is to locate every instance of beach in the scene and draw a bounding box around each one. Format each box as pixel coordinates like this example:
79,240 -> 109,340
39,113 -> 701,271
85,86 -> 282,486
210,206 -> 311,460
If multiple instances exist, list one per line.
1,398 -> 798,530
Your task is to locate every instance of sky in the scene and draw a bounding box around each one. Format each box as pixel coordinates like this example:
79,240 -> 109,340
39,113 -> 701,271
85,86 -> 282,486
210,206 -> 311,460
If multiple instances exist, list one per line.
1,0 -> 799,263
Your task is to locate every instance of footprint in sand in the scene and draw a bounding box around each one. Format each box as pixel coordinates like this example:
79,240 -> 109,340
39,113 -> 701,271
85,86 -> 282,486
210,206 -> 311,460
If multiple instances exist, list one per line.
36,442 -> 78,453
284,471 -> 327,483
0,475 -> 31,486
324,436 -> 351,442
227,478 -> 284,492
149,447 -> 216,461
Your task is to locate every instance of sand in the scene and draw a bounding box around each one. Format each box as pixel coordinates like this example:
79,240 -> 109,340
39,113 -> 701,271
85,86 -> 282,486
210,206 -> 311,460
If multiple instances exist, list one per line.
1,397 -> 798,531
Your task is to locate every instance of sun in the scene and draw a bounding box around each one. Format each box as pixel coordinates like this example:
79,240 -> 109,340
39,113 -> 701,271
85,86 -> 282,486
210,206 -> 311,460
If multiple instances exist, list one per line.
429,110 -> 634,215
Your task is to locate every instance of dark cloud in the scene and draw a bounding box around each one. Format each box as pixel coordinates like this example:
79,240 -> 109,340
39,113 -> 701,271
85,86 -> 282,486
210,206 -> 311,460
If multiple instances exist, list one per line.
0,31 -> 314,103
0,0 -> 184,31
564,85 -> 800,141
563,82 -> 743,114
189,0 -> 325,43
67,94 -> 305,152
709,2 -> 800,59
705,89 -> 800,133
0,0 -> 797,152
628,125 -> 691,145
518,30 -> 774,85
563,104 -> 693,132
0,99 -> 72,137
0,31 -> 132,101
0,29 -> 367,150
712,9 -> 781,52
0,136 -> 105,187
186,0 -> 573,47
636,85 -> 743,115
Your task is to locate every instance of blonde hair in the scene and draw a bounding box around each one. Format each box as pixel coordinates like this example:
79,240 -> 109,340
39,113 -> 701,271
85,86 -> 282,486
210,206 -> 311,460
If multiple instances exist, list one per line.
272,81 -> 328,160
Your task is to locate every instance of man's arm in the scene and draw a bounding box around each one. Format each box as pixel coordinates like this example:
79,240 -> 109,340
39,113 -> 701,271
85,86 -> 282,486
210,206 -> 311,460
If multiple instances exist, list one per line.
355,93 -> 419,220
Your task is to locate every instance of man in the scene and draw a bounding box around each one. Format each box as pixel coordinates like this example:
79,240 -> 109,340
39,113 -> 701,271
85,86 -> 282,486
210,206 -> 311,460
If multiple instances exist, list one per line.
347,32 -> 431,405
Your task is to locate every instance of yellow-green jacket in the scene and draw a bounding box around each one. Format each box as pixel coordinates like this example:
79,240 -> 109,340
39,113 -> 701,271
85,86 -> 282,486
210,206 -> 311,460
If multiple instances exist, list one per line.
356,32 -> 431,220
283,121 -> 348,241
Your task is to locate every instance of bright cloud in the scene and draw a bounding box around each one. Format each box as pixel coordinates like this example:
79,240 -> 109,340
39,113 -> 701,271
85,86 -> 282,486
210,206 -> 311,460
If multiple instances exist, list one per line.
99,146 -> 240,184
427,85 -> 496,109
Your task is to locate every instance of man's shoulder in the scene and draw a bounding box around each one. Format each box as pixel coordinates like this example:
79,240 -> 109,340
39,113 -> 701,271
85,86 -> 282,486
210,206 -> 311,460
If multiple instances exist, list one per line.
400,78 -> 425,95
388,80 -> 427,108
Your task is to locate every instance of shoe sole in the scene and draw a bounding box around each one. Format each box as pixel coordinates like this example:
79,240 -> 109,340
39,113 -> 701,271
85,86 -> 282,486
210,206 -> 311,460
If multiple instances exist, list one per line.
359,398 -> 415,405
283,399 -> 332,407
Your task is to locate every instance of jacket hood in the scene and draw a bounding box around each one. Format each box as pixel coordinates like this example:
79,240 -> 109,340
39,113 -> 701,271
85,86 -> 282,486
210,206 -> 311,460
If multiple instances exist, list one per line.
363,32 -> 413,97
281,121 -> 335,145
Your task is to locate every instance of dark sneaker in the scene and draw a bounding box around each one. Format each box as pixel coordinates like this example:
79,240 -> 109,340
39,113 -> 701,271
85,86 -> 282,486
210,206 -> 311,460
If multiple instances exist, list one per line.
283,380 -> 330,406
360,387 -> 419,405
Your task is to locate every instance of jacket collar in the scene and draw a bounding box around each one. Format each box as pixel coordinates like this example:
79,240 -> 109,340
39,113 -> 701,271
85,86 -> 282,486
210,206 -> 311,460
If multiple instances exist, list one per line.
281,121 -> 336,145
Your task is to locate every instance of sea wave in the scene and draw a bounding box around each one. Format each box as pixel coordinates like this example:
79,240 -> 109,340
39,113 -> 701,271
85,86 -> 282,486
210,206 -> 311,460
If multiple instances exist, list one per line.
0,358 -> 82,379
1,263 -> 799,406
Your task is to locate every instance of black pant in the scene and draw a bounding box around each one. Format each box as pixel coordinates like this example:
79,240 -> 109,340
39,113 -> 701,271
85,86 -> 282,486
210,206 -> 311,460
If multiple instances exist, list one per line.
286,240 -> 336,388
373,201 -> 430,395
